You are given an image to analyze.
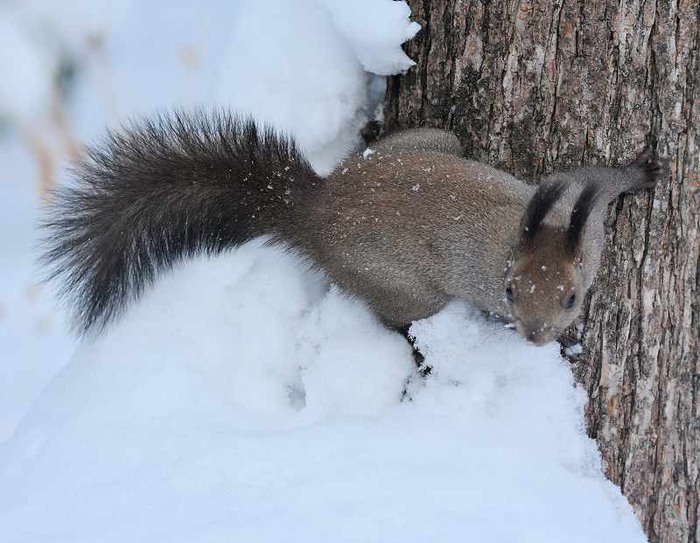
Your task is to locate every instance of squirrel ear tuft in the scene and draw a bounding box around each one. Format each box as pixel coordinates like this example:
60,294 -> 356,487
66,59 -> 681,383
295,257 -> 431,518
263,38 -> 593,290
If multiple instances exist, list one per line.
566,180 -> 603,254
522,180 -> 567,242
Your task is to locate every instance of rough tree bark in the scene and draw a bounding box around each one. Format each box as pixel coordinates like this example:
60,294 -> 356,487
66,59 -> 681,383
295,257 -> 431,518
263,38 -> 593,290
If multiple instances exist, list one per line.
384,1 -> 700,541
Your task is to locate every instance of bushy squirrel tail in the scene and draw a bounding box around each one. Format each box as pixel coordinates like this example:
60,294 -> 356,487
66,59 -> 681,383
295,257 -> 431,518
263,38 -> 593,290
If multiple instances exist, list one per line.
42,111 -> 321,334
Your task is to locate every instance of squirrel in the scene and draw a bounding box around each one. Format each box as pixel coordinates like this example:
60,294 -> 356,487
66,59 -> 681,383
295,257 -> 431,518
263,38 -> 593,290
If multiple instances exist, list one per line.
42,111 -> 660,345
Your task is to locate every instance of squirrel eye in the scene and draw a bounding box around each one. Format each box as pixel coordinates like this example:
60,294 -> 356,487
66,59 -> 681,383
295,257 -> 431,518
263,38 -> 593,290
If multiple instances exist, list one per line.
505,284 -> 517,303
563,293 -> 576,310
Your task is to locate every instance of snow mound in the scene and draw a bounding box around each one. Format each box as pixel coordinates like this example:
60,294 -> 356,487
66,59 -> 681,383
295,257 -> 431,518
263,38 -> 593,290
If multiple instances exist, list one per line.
215,0 -> 419,172
0,241 -> 645,542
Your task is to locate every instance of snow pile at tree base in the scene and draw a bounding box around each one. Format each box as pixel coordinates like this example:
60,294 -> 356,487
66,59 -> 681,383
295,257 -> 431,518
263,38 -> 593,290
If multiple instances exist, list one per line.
0,242 -> 646,542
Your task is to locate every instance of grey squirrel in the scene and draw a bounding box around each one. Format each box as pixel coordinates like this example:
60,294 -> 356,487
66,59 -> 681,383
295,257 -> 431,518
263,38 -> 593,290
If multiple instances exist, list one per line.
42,111 -> 660,345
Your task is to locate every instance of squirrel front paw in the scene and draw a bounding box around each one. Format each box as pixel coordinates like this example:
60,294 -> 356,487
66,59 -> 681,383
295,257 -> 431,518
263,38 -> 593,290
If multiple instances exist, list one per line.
627,149 -> 662,190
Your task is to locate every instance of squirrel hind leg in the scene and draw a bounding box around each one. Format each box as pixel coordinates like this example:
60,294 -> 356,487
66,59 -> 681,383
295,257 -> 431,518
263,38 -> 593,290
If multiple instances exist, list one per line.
372,128 -> 462,156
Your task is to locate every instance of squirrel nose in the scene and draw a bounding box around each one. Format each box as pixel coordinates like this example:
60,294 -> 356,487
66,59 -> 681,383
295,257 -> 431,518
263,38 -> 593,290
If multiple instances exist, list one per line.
523,320 -> 550,345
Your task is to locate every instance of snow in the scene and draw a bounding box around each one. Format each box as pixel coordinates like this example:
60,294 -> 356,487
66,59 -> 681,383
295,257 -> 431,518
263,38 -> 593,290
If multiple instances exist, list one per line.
0,140 -> 75,442
0,1 -> 646,542
0,246 -> 645,542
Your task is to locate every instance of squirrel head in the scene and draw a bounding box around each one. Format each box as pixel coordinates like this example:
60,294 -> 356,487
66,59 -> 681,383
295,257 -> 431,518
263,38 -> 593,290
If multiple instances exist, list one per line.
504,180 -> 602,345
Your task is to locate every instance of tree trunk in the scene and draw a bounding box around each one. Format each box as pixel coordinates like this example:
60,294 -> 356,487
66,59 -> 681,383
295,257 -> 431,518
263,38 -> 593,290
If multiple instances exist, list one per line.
384,1 -> 700,541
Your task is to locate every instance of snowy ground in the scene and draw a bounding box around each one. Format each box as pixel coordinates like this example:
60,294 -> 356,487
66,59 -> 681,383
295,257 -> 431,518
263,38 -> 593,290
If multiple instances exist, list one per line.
0,1 -> 646,542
